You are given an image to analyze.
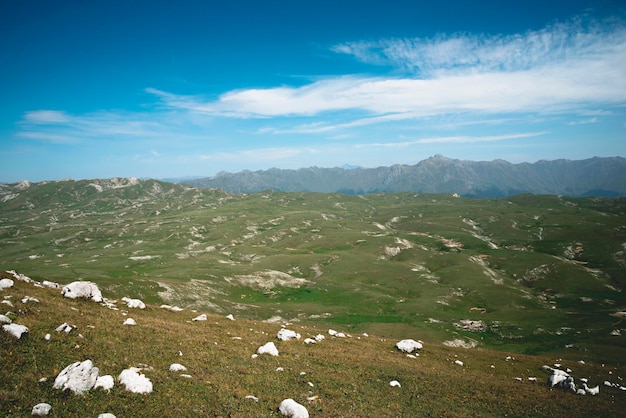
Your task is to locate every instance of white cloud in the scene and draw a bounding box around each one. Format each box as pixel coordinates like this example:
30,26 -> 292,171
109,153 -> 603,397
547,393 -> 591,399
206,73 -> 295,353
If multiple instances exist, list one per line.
146,17 -> 626,125
17,131 -> 80,144
17,108 -> 208,144
332,17 -> 626,76
358,132 -> 548,148
567,117 -> 597,125
23,110 -> 71,124
199,146 -> 314,162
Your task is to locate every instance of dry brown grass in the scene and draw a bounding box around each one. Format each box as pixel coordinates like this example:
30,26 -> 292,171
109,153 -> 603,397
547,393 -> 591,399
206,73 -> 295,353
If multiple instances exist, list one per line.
1,273 -> 625,417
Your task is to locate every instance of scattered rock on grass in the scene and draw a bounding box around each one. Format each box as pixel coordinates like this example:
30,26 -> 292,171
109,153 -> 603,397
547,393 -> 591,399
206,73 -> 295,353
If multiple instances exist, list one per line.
160,304 -> 184,312
257,342 -> 279,356
55,323 -> 74,333
390,380 -> 401,387
3,323 -> 28,339
169,363 -> 187,372
61,282 -> 103,303
94,375 -> 115,391
118,368 -> 153,394
41,280 -> 59,289
0,278 -> 14,290
277,328 -> 301,341
31,402 -> 52,416
122,297 -> 146,309
53,359 -> 99,395
192,314 -> 207,321
279,398 -> 309,418
123,318 -> 137,326
395,339 -> 423,353
543,365 -> 600,395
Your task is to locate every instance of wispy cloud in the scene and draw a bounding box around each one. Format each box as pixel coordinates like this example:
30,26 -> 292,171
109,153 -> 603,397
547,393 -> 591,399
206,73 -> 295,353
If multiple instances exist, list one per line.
332,17 -> 626,76
567,117 -> 597,125
199,146 -> 317,163
17,109 -> 205,144
145,16 -> 626,127
358,132 -> 549,148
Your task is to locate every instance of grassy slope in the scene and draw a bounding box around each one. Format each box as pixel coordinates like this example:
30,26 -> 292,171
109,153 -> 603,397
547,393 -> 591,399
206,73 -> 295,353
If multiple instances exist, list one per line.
1,182 -> 626,361
2,276 -> 626,417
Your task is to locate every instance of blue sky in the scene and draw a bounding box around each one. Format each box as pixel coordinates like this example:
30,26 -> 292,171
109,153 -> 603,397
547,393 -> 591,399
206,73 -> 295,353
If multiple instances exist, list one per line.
1,0 -> 625,182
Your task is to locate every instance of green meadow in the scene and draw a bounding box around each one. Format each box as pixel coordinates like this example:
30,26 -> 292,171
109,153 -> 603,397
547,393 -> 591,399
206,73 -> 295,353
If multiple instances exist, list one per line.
1,179 -> 625,361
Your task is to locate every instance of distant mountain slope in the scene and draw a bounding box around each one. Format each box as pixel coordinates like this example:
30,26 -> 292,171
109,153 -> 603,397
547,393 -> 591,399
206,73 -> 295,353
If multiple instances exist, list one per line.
181,156 -> 626,197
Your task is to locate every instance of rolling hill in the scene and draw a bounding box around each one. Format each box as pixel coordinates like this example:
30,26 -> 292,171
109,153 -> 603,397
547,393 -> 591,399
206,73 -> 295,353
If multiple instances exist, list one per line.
1,177 -> 625,364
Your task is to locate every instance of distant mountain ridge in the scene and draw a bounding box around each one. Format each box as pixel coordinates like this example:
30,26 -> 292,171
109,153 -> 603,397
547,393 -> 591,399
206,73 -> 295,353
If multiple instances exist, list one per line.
181,156 -> 626,197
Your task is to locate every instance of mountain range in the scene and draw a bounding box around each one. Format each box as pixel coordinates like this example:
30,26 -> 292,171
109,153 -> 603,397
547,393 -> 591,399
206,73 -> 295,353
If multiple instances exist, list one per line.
180,155 -> 626,197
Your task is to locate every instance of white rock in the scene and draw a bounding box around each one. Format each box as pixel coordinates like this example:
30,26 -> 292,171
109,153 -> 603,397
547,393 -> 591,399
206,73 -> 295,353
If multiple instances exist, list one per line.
192,314 -> 207,321
0,278 -> 14,289
314,334 -> 325,342
56,323 -> 73,333
583,383 -> 600,395
7,270 -> 33,283
328,329 -> 337,336
42,280 -> 59,289
94,375 -> 114,391
303,338 -> 317,344
31,402 -> 52,416
226,314 -> 235,320
53,359 -> 99,395
123,318 -> 137,326
97,414 -> 116,418
3,323 -> 28,339
169,363 -> 187,372
61,281 -> 103,303
395,339 -> 423,353
277,328 -> 301,341
21,296 -> 39,304
257,341 -> 279,356
390,380 -> 401,387
160,304 -> 183,312
245,395 -> 259,401
45,333 -> 51,341
454,360 -> 464,366
122,297 -> 146,309
279,398 -> 309,418
335,332 -> 346,338
0,314 -> 11,324
548,369 -> 576,392
118,368 -> 153,394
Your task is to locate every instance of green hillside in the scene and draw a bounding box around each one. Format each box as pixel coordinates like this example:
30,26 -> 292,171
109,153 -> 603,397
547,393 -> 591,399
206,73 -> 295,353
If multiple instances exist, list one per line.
1,275 -> 625,417
1,178 -> 625,361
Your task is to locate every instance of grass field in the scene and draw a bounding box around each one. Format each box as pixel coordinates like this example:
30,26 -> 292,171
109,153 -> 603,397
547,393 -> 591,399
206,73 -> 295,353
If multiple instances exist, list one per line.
1,179 -> 625,363
1,275 -> 625,417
